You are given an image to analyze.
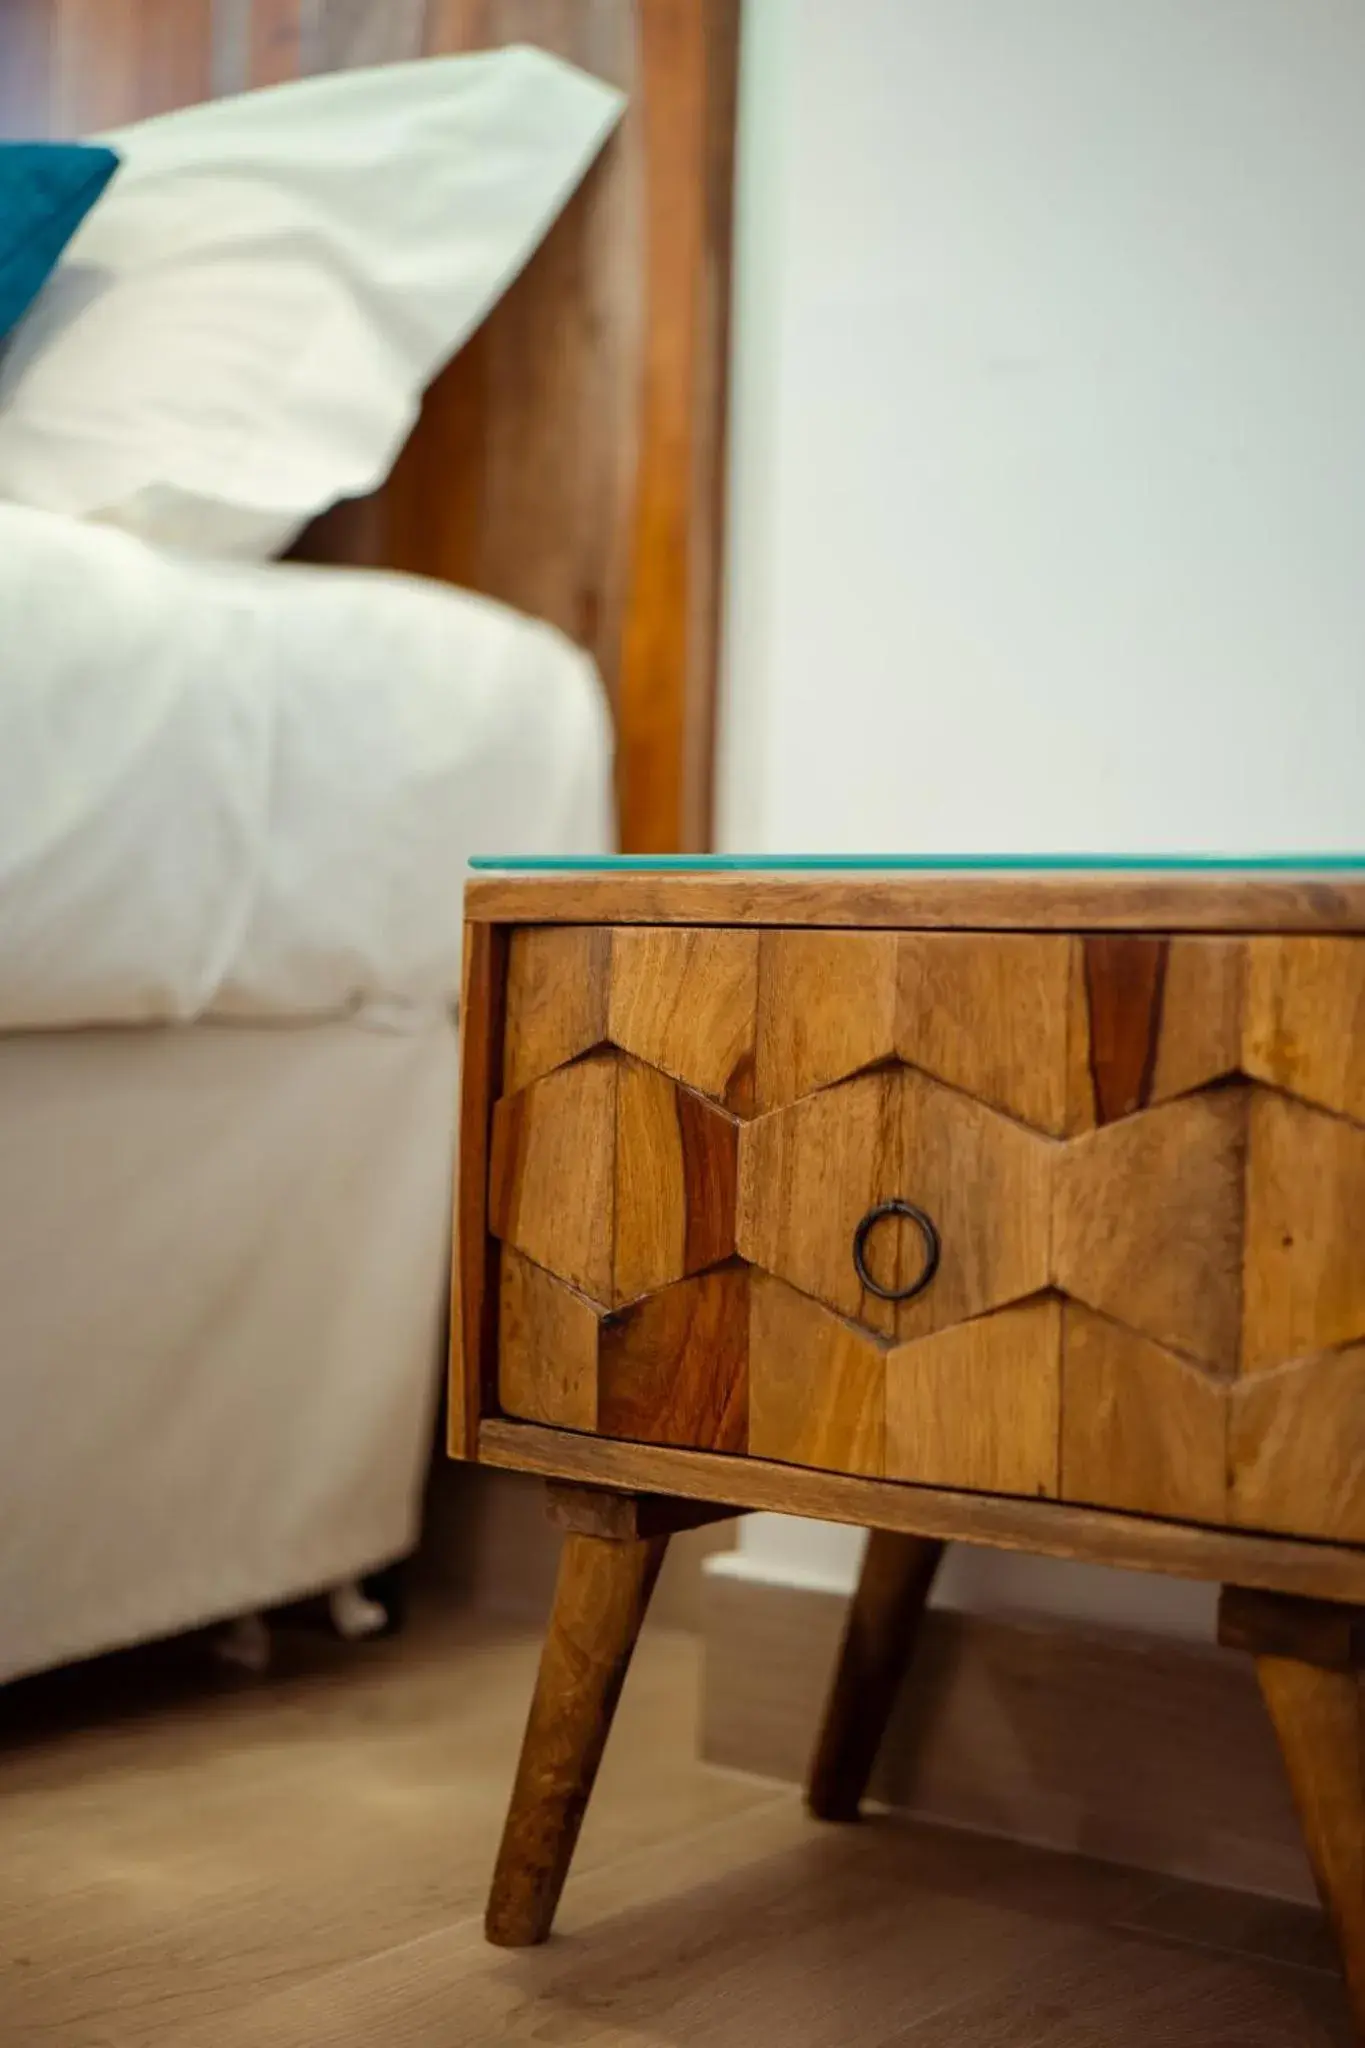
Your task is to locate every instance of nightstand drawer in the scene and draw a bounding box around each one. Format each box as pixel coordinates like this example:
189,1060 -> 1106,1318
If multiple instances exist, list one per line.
488,924 -> 1365,1544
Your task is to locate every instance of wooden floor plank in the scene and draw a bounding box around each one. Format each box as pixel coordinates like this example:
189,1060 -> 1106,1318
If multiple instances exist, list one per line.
0,1605 -> 1353,2048
0,1616 -> 769,2048
894,1920 -> 1353,2046
1117,1877 -> 1340,1975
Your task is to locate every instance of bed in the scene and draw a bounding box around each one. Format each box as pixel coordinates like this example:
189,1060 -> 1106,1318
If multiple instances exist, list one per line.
0,0 -> 737,1684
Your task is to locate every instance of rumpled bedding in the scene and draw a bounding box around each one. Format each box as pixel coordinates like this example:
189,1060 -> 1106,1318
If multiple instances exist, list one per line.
0,503 -> 613,1032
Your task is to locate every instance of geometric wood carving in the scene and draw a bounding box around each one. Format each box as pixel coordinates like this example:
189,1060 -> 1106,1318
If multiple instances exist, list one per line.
1243,935 -> 1365,1126
747,1272 -> 885,1477
1080,935 -> 1170,1125
503,924 -> 611,1096
501,922 -> 757,1104
1052,1089 -> 1248,1371
896,933 -> 1076,1133
747,1278 -> 1061,1495
490,920 -> 1365,1539
1243,1088 -> 1365,1373
1230,1342 -> 1365,1545
498,1247 -> 599,1432
497,1254 -> 748,1454
754,930 -> 897,1113
738,1065 -> 1053,1343
883,1295 -> 1062,1498
738,1066 -> 904,1340
1149,937 -> 1245,1105
609,926 -> 758,1110
612,1057 -> 738,1302
490,1049 -> 737,1308
892,1069 -> 1054,1343
489,1051 -> 618,1302
754,929 -> 1077,1130
598,1262 -> 749,1452
1061,1303 -> 1229,1525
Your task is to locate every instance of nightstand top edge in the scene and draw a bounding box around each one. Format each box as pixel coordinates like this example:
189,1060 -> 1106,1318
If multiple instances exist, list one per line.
464,870 -> 1365,931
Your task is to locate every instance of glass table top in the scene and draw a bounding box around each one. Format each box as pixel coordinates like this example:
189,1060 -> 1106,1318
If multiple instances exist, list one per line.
470,853 -> 1365,873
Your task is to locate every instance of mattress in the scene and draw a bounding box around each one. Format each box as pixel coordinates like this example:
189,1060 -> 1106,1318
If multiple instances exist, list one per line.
0,1015 -> 459,1685
0,507 -> 614,1680
0,503 -> 614,1033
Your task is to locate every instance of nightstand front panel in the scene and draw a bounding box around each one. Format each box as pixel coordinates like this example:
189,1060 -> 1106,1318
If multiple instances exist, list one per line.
736,1065 -> 1054,1342
484,923 -> 1365,1539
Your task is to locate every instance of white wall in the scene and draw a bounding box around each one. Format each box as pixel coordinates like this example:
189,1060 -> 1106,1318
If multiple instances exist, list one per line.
717,0 -> 1365,1631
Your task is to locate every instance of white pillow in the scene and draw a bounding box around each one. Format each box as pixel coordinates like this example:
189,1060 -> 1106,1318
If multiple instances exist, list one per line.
0,49 -> 623,558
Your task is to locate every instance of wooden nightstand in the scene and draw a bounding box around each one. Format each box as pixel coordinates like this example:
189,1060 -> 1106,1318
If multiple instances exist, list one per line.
453,862 -> 1365,2030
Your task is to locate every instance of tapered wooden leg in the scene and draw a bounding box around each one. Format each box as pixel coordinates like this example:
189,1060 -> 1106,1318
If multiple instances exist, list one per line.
1220,1586 -> 1365,2035
807,1529 -> 944,1823
485,1525 -> 667,1946
1258,1657 -> 1365,2030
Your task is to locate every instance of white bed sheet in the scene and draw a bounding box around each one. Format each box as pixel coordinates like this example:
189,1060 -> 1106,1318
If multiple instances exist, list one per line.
0,1016 -> 458,1686
0,504 -> 614,1034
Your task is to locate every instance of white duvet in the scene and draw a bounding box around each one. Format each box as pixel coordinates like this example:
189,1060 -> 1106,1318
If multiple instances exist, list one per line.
0,505 -> 613,1032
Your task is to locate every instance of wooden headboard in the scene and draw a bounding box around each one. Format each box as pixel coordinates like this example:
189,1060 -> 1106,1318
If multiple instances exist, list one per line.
0,0 -> 740,853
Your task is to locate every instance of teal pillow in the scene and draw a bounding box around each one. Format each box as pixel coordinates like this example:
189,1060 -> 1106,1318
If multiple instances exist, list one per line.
0,142 -> 119,339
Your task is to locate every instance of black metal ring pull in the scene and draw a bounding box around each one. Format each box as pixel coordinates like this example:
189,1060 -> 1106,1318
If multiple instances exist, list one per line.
852,1200 -> 942,1303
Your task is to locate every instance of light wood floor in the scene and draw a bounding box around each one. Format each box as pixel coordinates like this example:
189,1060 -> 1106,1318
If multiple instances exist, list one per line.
1,1601 -> 1353,2046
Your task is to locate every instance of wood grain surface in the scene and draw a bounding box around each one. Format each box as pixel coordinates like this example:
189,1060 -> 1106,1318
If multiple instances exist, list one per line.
613,1058 -> 700,1300
498,1247 -> 599,1432
597,1264 -> 748,1453
7,1612 -> 1354,2047
504,925 -> 758,1103
16,0 -> 215,130
491,1051 -> 738,1312
489,1053 -> 618,1303
806,1529 -> 944,1823
451,920 -> 506,1457
502,926 -> 611,1097
609,926 -> 758,1107
1253,1651 -> 1365,2033
1244,936 -> 1365,1124
1231,1344 -> 1365,1546
883,1298 -> 1062,1499
1062,1305 -> 1230,1525
739,1066 -> 1053,1343
737,1067 -> 904,1339
676,1084 -> 742,1271
612,1058 -> 738,1301
754,930 -> 898,1111
1053,1089 -> 1247,1370
465,870 -> 1365,931
543,1479 -> 740,1541
0,0 -> 53,133
1081,936 -> 1170,1124
1243,1090 -> 1365,1372
751,931 -> 1247,1131
477,1420 -> 1365,1604
497,1253 -> 749,1454
890,1069 -> 1054,1342
751,931 -> 1078,1129
897,933 -> 1076,1133
613,0 -> 739,849
403,0 -> 739,854
1149,938 -> 1246,1103
1219,1586 -> 1365,1673
474,903 -> 1365,1555
484,1527 -> 668,1946
242,0 -> 308,88
747,1273 -> 886,1478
